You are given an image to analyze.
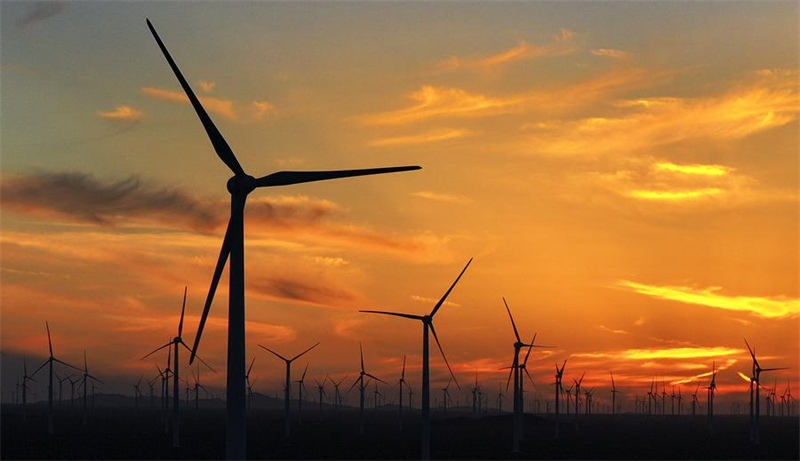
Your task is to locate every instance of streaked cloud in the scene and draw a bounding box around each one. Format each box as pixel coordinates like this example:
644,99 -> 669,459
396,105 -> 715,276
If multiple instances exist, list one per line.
410,295 -> 460,308
251,101 -> 275,119
16,1 -> 65,28
592,48 -> 629,59
626,188 -> 723,201
438,29 -> 576,71
411,191 -> 472,204
618,280 -> 800,319
369,129 -> 471,147
671,359 -> 737,385
597,324 -> 629,335
526,69 -> 799,156
141,87 -> 236,120
654,162 -> 732,177
251,276 -> 357,307
622,347 -> 741,360
96,105 -> 143,122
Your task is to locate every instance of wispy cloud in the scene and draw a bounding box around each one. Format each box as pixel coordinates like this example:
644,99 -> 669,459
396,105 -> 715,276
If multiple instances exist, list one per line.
626,188 -> 723,201
592,48 -> 629,59
618,280 -> 800,319
16,1 -> 65,28
411,191 -> 472,204
96,105 -> 143,122
361,68 -> 660,125
0,172 -> 218,231
654,162 -> 732,177
368,129 -> 471,147
411,295 -> 460,308
141,87 -> 236,120
525,69 -> 799,156
438,29 -> 576,71
250,276 -> 357,307
597,324 -> 629,335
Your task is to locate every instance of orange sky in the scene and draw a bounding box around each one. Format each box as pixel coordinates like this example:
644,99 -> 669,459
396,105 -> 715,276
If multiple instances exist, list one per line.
1,1 -> 798,408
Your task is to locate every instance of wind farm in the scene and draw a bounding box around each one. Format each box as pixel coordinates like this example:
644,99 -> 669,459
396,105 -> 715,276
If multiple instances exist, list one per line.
1,1 -> 799,461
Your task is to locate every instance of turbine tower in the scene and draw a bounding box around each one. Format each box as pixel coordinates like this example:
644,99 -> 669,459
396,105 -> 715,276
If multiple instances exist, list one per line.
360,259 -> 471,460
259,342 -> 319,437
144,18 -> 420,460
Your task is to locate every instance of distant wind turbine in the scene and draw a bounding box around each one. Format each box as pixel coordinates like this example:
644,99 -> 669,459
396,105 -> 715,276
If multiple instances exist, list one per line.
348,342 -> 386,436
30,322 -> 81,434
259,342 -> 319,437
744,338 -> 788,445
360,258 -> 470,460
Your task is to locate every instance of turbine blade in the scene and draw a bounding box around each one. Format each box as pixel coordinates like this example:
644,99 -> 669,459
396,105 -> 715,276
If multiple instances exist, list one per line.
430,258 -> 472,318
247,357 -> 256,377
53,358 -> 83,373
301,363 -> 309,381
348,376 -> 361,393
31,359 -> 49,378
253,166 -> 421,188
360,342 -> 365,373
145,19 -> 245,176
401,355 -> 406,380
46,321 -> 53,358
364,373 -> 388,385
502,297 -> 521,343
181,341 -> 216,372
761,367 -> 790,372
141,341 -> 173,361
291,342 -> 320,362
360,310 -> 424,321
505,363 -> 514,392
522,335 -> 536,365
178,286 -> 187,338
429,322 -> 459,389
190,218 -> 232,364
258,345 -> 288,362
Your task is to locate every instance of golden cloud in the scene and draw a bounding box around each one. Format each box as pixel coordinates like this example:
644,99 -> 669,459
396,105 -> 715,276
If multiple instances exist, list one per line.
438,29 -> 576,71
618,280 -> 800,319
368,129 -> 472,147
411,191 -> 472,204
591,48 -> 629,59
96,105 -> 143,122
141,87 -> 237,120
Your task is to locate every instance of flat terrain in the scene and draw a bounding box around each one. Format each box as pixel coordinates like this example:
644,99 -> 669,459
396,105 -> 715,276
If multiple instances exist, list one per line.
2,404 -> 798,459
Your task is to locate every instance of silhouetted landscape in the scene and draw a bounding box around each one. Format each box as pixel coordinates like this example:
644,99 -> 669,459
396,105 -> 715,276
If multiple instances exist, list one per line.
3,401 -> 798,460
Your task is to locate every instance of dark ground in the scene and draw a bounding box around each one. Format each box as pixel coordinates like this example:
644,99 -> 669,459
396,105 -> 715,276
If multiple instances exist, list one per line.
2,404 -> 798,460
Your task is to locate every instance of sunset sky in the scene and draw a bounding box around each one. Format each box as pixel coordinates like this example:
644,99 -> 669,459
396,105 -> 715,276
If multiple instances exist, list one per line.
1,1 -> 798,409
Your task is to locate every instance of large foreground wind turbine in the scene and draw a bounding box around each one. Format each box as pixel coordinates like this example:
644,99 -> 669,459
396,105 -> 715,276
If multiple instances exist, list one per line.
30,322 -> 81,434
145,19 -> 420,460
259,342 -> 319,437
361,258 -> 471,460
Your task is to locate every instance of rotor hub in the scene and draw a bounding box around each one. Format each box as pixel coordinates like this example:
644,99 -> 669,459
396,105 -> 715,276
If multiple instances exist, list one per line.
226,174 -> 256,195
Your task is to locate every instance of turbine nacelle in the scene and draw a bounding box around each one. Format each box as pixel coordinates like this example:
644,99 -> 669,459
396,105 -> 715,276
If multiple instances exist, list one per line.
226,174 -> 256,195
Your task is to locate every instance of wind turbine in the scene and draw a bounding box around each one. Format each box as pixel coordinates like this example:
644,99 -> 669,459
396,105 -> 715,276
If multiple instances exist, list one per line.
21,358 -> 37,424
29,322 -> 82,434
497,382 -> 506,413
294,363 -> 310,424
554,359 -> 567,439
245,358 -> 255,412
328,376 -> 347,413
397,356 -> 411,431
314,376 -> 328,412
744,339 -> 788,445
348,342 -> 386,436
360,258 -> 470,460
707,361 -> 717,432
142,287 -> 214,448
259,342 -> 319,437
56,372 -> 72,406
610,372 -> 620,417
441,378 -> 453,414
573,372 -> 586,418
133,376 -> 143,411
193,364 -> 210,412
144,18 -> 421,461
691,384 -> 700,416
515,332 -> 551,438
78,351 -> 102,426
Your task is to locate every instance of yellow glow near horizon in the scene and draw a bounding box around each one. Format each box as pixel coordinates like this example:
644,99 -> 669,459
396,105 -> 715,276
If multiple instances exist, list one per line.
627,188 -> 723,200
623,347 -> 741,360
655,162 -> 732,176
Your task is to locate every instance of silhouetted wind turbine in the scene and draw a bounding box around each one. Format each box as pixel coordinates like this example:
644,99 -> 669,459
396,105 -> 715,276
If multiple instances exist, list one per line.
56,372 -> 72,406
142,287 -> 214,448
78,351 -> 101,426
21,358 -> 37,424
133,375 -> 143,411
294,363 -> 310,424
691,384 -> 700,416
554,359 -> 567,439
348,342 -> 386,436
610,371 -> 620,416
744,338 -> 788,445
245,358 -> 255,412
145,18 -> 420,461
397,356 -> 411,431
259,342 -> 319,438
193,364 -> 210,412
328,376 -> 347,413
30,322 -> 81,434
441,378 -> 453,414
707,361 -> 717,432
314,376 -> 327,412
360,258 -> 470,460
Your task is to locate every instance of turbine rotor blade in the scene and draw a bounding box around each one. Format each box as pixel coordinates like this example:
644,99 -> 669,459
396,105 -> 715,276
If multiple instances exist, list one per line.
178,286 -> 187,338
401,355 -> 406,380
429,322 -> 459,389
360,310 -> 424,321
46,321 -> 53,358
364,373 -> 387,385
291,342 -> 320,362
247,357 -> 256,377
180,341 -> 216,372
53,358 -> 83,373
258,345 -> 288,362
430,258 -> 472,318
360,342 -> 365,373
142,341 -> 173,361
253,166 -> 421,188
190,217 -> 233,365
145,19 -> 245,176
502,297 -> 521,343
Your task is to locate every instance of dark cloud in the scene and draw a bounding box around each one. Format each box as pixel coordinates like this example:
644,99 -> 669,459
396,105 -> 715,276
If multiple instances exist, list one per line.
16,1 -> 66,28
0,172 -> 220,231
251,277 -> 356,307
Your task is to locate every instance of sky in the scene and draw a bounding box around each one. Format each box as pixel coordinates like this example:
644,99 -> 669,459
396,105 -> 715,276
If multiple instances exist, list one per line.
1,1 -> 798,410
